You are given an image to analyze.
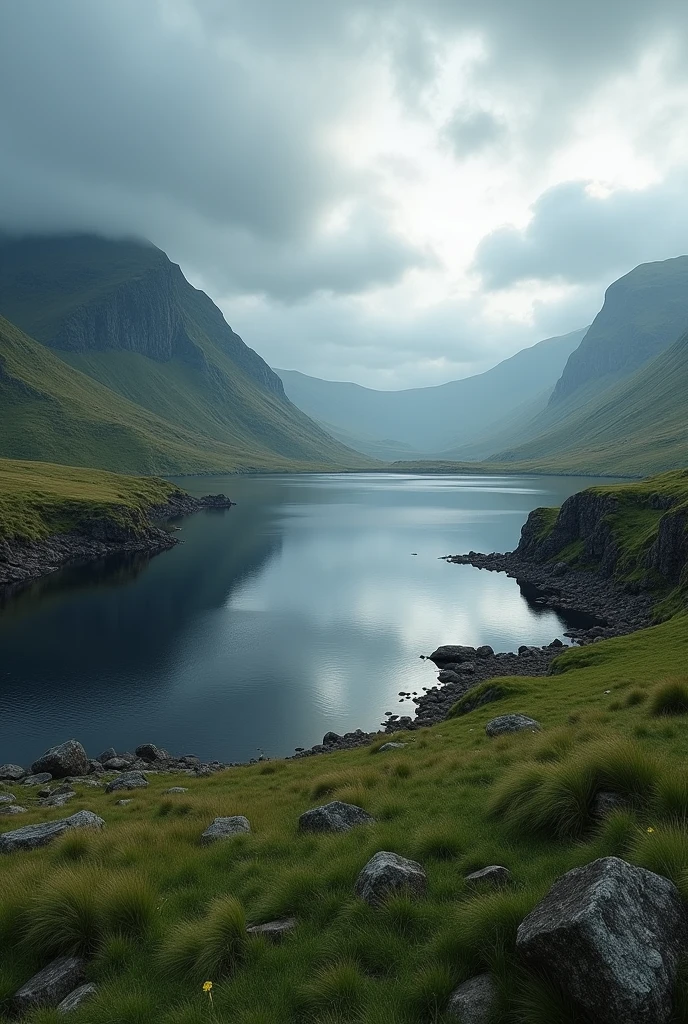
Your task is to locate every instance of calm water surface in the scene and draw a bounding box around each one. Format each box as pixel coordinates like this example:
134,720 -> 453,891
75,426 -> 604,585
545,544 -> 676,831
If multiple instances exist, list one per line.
0,474 -> 608,765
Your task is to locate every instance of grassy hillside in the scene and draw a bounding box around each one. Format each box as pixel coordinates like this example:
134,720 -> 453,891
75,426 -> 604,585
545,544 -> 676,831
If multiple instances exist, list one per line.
551,255 -> 688,406
0,235 -> 368,474
493,331 -> 688,476
276,329 -> 586,456
2,475 -> 688,1022
0,458 -> 178,542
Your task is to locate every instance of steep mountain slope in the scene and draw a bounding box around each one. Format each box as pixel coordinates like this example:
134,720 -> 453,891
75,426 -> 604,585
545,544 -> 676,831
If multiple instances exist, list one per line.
0,234 -> 367,472
276,328 -> 586,455
551,255 -> 688,406
494,328 -> 688,476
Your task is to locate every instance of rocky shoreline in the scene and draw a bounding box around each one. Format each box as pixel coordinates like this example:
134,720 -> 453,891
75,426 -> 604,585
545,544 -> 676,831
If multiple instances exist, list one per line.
0,491 -> 234,590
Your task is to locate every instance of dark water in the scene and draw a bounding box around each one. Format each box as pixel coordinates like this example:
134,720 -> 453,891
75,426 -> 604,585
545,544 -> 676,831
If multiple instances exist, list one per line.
0,473 -> 607,766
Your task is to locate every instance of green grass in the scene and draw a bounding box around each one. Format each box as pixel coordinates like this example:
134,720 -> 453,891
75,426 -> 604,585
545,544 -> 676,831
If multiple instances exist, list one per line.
2,611 -> 688,1022
0,457 -> 181,542
0,235 -> 371,475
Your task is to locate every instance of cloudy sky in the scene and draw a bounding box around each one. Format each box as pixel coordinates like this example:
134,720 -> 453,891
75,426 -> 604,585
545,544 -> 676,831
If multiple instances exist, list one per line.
2,1 -> 688,388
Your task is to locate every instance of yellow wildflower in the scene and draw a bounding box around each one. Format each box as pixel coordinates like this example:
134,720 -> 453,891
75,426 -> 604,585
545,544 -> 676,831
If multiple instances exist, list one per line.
647,827 -> 655,834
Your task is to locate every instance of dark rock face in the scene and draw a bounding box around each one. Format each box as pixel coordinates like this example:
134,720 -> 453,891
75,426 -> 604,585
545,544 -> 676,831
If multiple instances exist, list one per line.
354,851 -> 427,905
516,857 -> 688,1024
429,645 -> 477,664
485,714 -> 540,737
13,956 -> 86,1013
105,772 -> 149,793
31,740 -> 89,778
322,732 -> 342,746
200,816 -> 251,845
647,508 -> 688,584
298,801 -> 375,834
246,918 -> 297,943
0,810 -> 105,853
446,974 -> 498,1023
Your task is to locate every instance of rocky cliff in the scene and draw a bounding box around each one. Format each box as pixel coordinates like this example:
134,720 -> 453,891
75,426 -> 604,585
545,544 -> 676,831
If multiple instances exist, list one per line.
516,475 -> 688,594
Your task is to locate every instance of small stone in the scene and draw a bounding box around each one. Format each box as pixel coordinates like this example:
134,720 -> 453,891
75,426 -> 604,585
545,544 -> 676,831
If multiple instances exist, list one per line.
102,757 -> 133,771
0,804 -> 27,815
135,743 -> 163,762
355,851 -> 428,906
516,857 -> 688,1024
298,801 -> 375,834
96,748 -> 117,764
485,714 -> 541,737
56,982 -> 98,1013
0,793 -> 16,805
13,957 -> 86,1013
43,792 -> 77,808
163,787 -> 188,794
31,740 -> 89,779
23,773 -> 53,786
115,799 -> 133,806
446,974 -> 498,1022
0,764 -> 26,781
88,759 -> 106,774
0,810 -> 105,854
465,865 -> 512,887
105,772 -> 149,793
377,743 -> 407,752
246,918 -> 297,942
200,816 -> 251,845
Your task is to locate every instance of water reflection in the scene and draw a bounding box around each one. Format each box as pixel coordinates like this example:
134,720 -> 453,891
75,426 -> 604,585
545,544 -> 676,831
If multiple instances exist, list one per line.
0,473 -> 614,765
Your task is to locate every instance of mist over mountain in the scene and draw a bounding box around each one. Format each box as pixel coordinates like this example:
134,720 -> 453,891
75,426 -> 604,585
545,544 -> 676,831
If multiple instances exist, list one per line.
276,329 -> 586,458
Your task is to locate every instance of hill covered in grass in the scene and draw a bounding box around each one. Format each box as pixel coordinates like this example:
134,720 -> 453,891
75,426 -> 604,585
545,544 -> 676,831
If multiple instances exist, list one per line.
0,458 -> 179,542
2,474 -> 688,1022
0,235 -> 368,475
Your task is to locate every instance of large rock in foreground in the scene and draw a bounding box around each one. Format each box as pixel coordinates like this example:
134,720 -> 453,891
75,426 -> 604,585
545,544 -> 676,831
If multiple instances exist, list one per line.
354,851 -> 427,905
13,956 -> 86,1013
200,816 -> 251,845
31,740 -> 89,779
298,800 -> 375,833
485,714 -> 540,737
105,771 -> 149,793
446,974 -> 498,1022
516,856 -> 687,1024
0,810 -> 105,853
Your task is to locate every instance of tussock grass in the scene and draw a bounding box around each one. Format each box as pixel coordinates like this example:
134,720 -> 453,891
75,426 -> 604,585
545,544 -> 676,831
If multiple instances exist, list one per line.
2,610 -> 688,1021
650,678 -> 688,716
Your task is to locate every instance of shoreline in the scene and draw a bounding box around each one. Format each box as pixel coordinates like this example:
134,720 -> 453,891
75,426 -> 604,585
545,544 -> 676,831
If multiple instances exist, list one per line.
0,492 -> 235,591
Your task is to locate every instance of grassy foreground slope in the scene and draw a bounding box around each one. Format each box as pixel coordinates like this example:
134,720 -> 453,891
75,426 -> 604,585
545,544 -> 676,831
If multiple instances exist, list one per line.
0,458 -> 178,542
3,478 -> 688,1022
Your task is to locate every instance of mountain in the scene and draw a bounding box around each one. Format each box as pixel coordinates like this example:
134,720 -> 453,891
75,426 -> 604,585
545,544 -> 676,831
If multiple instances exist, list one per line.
551,256 -> 688,406
276,328 -> 586,456
0,234 -> 368,474
493,328 -> 688,476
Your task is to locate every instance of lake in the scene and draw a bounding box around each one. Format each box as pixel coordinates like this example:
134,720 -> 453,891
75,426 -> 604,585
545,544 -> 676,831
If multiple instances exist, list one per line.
0,473 -> 607,766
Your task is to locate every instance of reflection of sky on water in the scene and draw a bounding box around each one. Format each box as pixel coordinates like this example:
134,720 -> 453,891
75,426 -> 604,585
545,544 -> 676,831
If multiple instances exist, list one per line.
0,473 -> 614,764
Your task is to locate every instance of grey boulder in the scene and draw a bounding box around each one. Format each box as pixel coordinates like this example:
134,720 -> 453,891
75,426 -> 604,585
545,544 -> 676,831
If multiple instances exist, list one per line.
57,982 -> 98,1013
0,810 -> 105,853
200,816 -> 251,845
485,714 -> 540,737
23,773 -> 53,786
0,763 -> 26,781
0,793 -> 16,804
105,771 -> 149,793
429,645 -> 476,664
377,742 -> 407,752
0,804 -> 27,815
102,757 -> 133,771
96,747 -> 117,764
446,974 -> 498,1022
12,956 -> 86,1012
163,787 -> 188,794
298,801 -> 375,834
135,743 -> 163,762
247,918 -> 297,942
354,851 -> 427,905
516,856 -> 688,1024
31,740 -> 89,779
465,865 -> 512,887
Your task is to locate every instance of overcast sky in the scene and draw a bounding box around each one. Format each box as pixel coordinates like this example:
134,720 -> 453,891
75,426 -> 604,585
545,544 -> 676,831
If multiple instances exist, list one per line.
2,1 -> 688,388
